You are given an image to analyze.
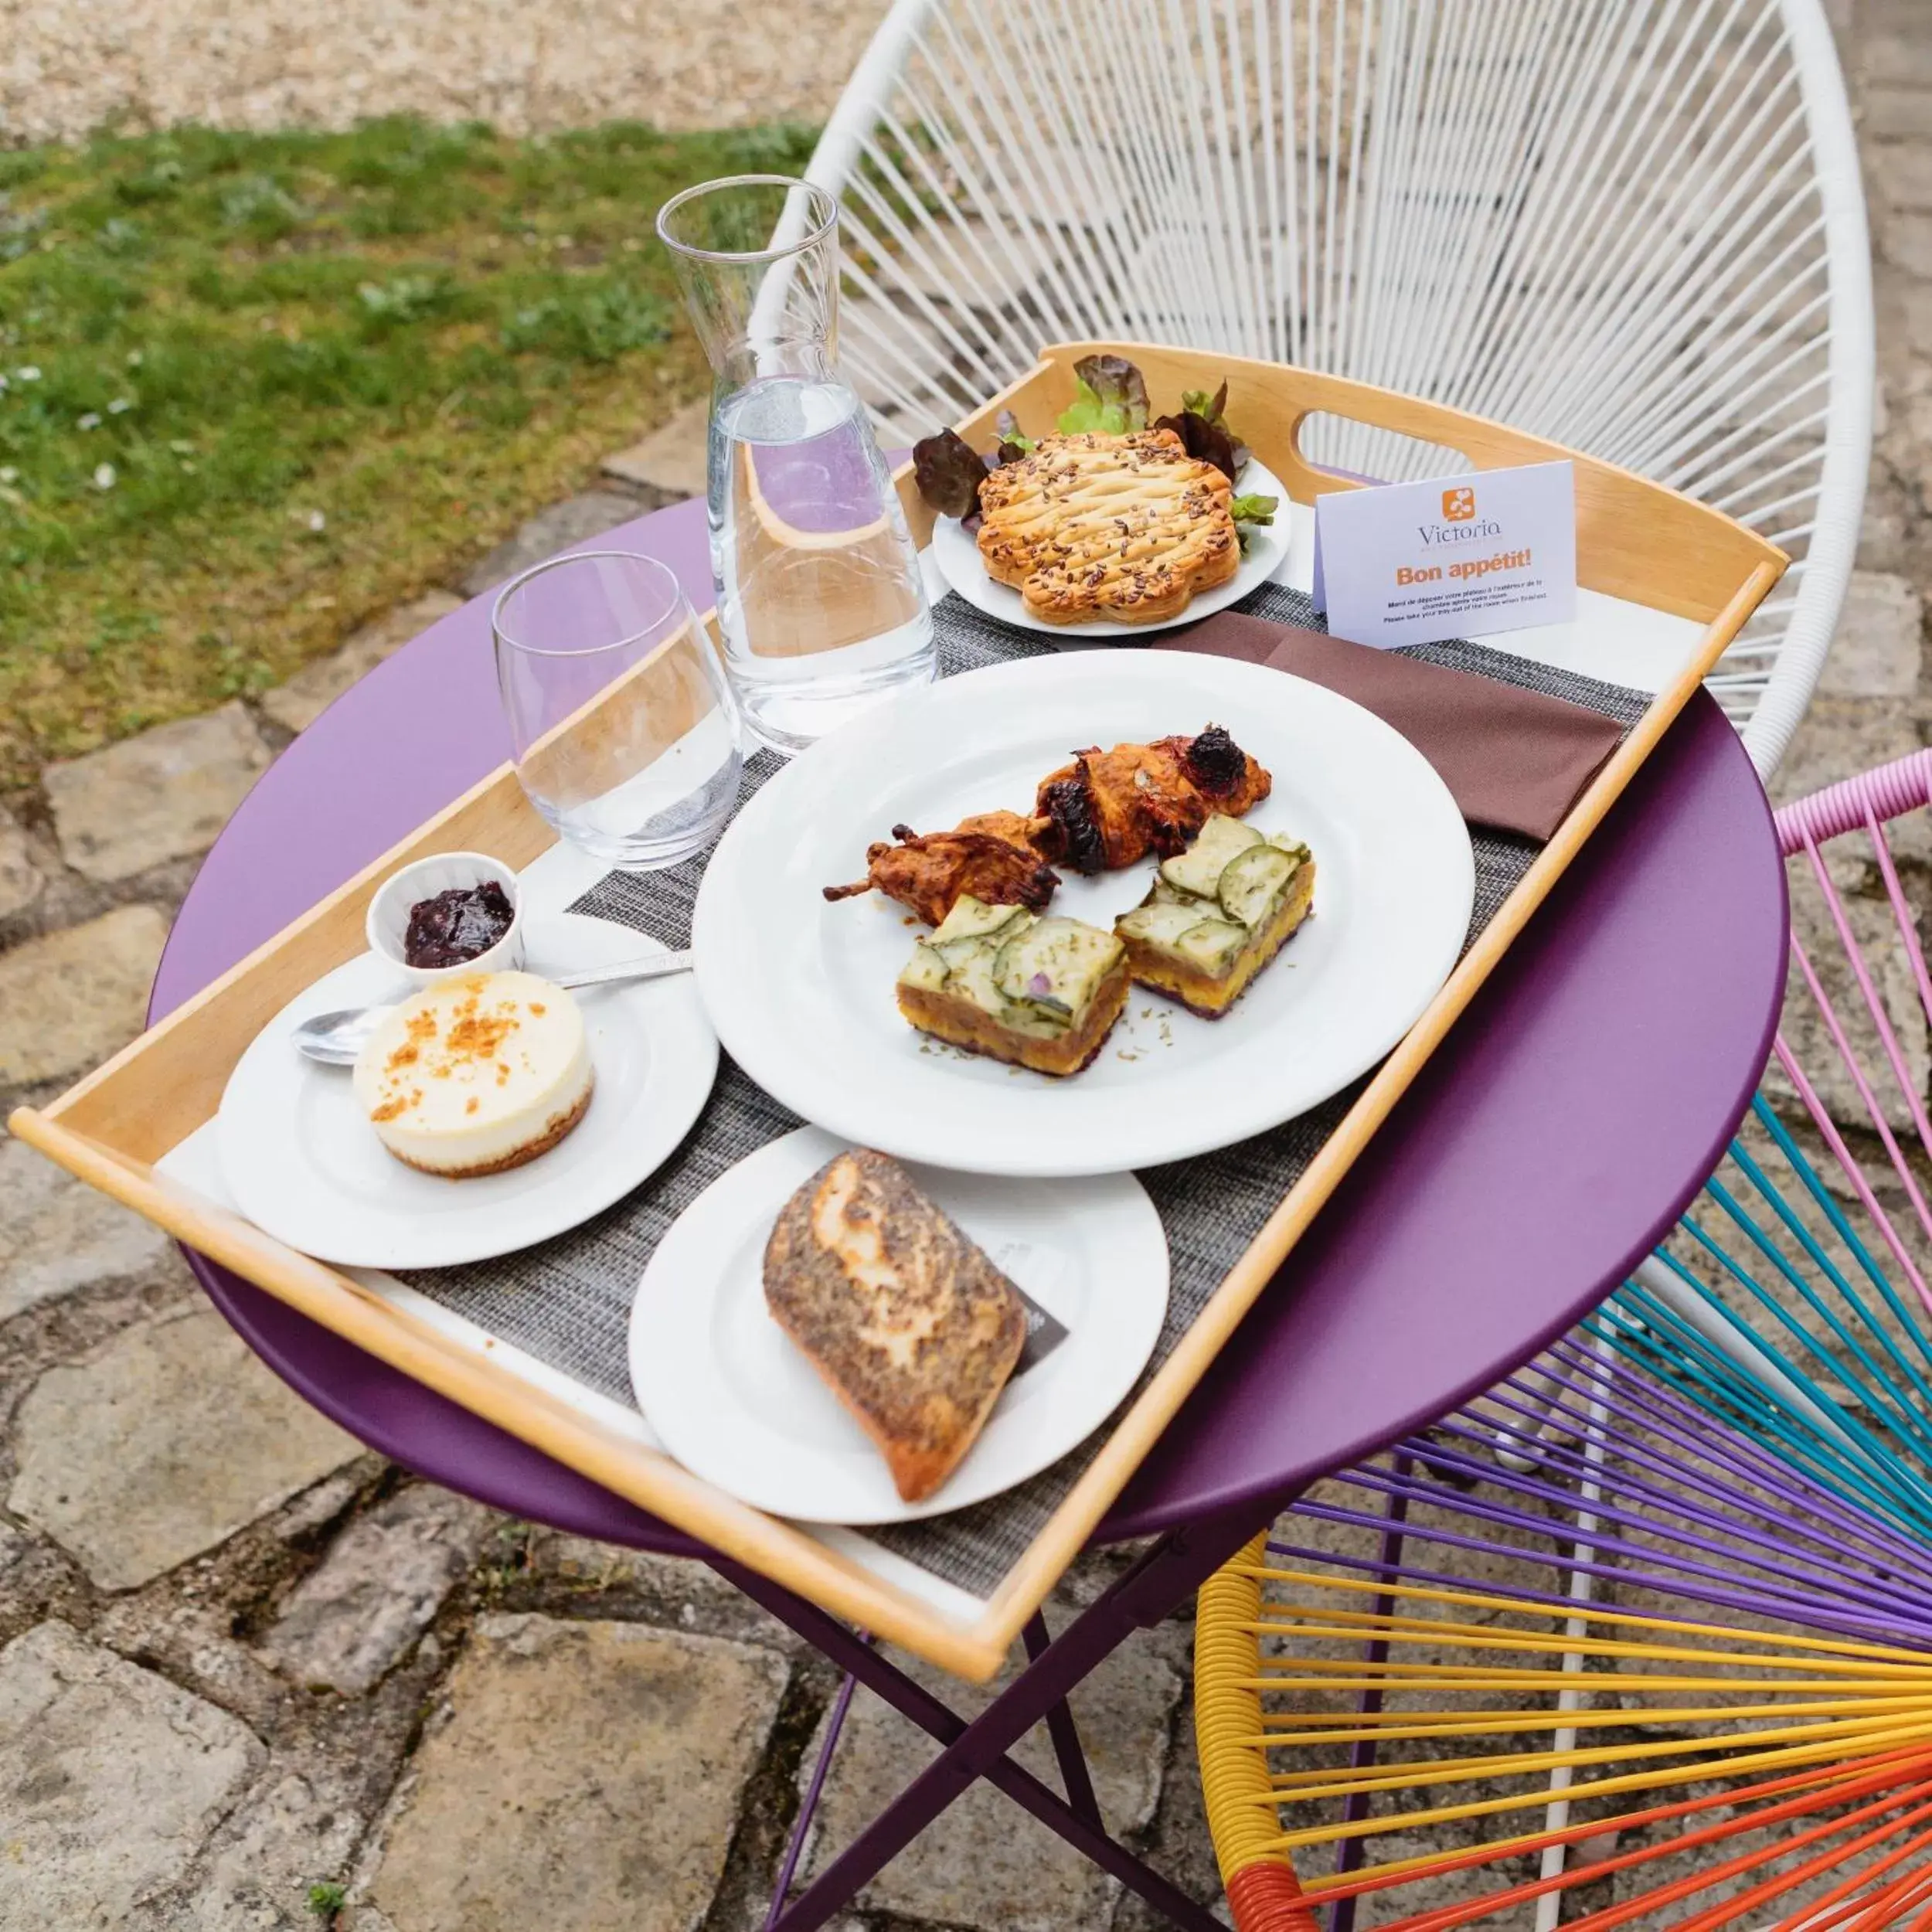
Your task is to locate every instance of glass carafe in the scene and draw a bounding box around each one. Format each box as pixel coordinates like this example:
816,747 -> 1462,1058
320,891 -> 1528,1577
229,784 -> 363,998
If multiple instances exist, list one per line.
657,175 -> 935,753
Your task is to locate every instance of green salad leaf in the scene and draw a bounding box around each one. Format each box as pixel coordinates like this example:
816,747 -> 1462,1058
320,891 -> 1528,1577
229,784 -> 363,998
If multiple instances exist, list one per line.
1230,492 -> 1279,554
995,408 -> 1036,462
1056,354 -> 1150,434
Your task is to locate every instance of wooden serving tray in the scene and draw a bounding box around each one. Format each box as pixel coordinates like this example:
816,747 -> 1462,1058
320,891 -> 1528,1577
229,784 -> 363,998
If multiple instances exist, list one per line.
8,344 -> 1784,1680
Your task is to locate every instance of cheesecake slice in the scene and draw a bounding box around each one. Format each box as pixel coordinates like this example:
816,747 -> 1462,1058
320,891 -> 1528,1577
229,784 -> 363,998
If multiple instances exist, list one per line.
896,895 -> 1129,1077
1114,815 -> 1315,1018
352,971 -> 594,1176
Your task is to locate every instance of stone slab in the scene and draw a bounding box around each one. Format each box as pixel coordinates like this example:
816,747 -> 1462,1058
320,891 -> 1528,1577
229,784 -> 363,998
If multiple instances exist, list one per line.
1862,85 -> 1932,141
0,1620 -> 262,1928
91,1592 -> 287,1735
0,807 -> 43,921
600,400 -> 710,500
360,1614 -> 786,1932
270,1462 -> 381,1544
526,1531 -> 798,1648
1869,140 -> 1932,216
43,702 -> 270,883
1859,474 -> 1913,574
0,1132 -> 172,1320
1893,274 -> 1932,363
260,593 -> 464,735
9,1304 -> 360,1590
458,493 -> 642,598
798,1631 -> 1182,1932
1860,33 -> 1932,89
1107,1679 -> 1223,1932
1879,211 -> 1932,280
1880,374 -> 1932,505
262,1483 -> 492,1695
1818,569 -> 1923,697
179,1762 -> 368,1932
0,903 -> 170,1090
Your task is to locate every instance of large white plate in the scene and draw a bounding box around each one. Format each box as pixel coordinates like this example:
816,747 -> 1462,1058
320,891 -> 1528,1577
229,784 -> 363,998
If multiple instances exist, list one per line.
692,651 -> 1475,1176
929,457 -> 1291,640
628,1127 -> 1168,1523
218,913 -> 718,1269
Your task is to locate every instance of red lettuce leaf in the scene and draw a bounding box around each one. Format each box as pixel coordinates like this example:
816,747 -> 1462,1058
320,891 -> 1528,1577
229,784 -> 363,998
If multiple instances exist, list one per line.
912,427 -> 994,518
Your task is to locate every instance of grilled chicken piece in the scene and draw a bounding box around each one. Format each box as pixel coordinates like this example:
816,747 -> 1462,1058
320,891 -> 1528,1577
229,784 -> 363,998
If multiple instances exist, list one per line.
1033,724 -> 1271,874
822,814 -> 1059,928
824,726 -> 1268,915
764,1148 -> 1027,1502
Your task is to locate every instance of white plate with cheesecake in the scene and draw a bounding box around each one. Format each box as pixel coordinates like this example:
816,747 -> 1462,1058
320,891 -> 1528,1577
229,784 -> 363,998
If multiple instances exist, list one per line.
628,1128 -> 1168,1523
692,649 -> 1474,1177
217,913 -> 717,1269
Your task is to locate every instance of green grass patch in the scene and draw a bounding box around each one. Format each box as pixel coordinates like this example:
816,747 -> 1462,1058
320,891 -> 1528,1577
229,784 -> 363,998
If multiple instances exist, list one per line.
0,117 -> 818,792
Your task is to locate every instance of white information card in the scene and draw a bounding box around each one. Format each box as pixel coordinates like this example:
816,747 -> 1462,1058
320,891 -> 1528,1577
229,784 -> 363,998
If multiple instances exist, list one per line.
1311,460 -> 1577,650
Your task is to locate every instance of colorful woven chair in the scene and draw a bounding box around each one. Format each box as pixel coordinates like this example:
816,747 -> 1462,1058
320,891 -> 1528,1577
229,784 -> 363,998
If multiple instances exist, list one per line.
1196,747 -> 1932,1927
804,0 -> 1872,772
1198,1547 -> 1932,1929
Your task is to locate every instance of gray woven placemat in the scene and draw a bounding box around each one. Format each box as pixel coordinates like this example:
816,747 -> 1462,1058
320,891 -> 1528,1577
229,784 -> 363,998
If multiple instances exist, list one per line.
399,586 -> 1647,1597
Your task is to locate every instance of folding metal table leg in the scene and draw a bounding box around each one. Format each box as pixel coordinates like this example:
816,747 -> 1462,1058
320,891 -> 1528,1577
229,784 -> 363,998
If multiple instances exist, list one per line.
765,1658 -> 865,1931
718,1556 -> 1209,1927
710,1509 -> 1266,1932
1023,1609 -> 1103,1828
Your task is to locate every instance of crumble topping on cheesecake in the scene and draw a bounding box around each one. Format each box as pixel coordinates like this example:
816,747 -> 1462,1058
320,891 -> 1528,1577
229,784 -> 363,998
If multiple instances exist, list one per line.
352,970 -> 594,1177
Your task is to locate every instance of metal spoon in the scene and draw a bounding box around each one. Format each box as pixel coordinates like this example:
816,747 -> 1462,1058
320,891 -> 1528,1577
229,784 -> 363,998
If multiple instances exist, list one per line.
291,950 -> 695,1066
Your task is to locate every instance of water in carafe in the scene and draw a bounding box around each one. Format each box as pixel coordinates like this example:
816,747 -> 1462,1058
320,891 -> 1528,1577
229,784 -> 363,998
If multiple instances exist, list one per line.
659,175 -> 935,753
712,374 -> 932,749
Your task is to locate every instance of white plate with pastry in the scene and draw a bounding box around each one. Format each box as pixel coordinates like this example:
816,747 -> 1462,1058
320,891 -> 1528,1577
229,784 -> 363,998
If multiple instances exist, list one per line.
628,1128 -> 1168,1524
692,648 -> 1474,1177
928,452 -> 1289,640
217,913 -> 717,1270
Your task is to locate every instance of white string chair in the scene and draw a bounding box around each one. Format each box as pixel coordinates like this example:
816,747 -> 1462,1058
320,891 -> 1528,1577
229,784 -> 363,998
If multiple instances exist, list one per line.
804,0 -> 1872,774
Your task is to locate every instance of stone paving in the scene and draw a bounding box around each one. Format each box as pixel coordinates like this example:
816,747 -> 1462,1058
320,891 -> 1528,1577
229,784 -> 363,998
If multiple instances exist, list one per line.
2,8 -> 1930,1927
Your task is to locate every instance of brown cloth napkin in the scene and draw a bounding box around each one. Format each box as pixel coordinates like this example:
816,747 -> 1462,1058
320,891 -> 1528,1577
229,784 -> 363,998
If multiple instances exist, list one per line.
1162,612 -> 1625,842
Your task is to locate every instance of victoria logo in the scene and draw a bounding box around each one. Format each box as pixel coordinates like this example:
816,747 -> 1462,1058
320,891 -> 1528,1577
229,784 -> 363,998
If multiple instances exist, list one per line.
1417,481 -> 1503,544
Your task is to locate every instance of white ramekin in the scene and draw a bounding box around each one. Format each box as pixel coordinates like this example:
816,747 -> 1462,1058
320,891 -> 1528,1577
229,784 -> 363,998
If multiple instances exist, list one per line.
365,850 -> 526,988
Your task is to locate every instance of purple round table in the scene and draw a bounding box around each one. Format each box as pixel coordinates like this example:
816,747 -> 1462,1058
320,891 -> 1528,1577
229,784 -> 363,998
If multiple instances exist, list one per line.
155,497 -> 1787,1931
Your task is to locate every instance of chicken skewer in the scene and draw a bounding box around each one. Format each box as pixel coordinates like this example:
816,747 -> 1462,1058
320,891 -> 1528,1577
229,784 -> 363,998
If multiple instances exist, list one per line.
1032,724 -> 1270,874
823,725 -> 1270,926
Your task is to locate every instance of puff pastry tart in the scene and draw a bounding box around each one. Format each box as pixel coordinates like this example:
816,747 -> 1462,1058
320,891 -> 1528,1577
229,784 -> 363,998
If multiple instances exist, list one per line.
975,429 -> 1240,624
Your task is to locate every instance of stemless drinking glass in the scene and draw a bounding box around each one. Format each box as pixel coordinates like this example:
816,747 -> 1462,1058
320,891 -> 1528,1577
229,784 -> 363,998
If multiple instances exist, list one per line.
656,174 -> 935,753
492,552 -> 742,870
